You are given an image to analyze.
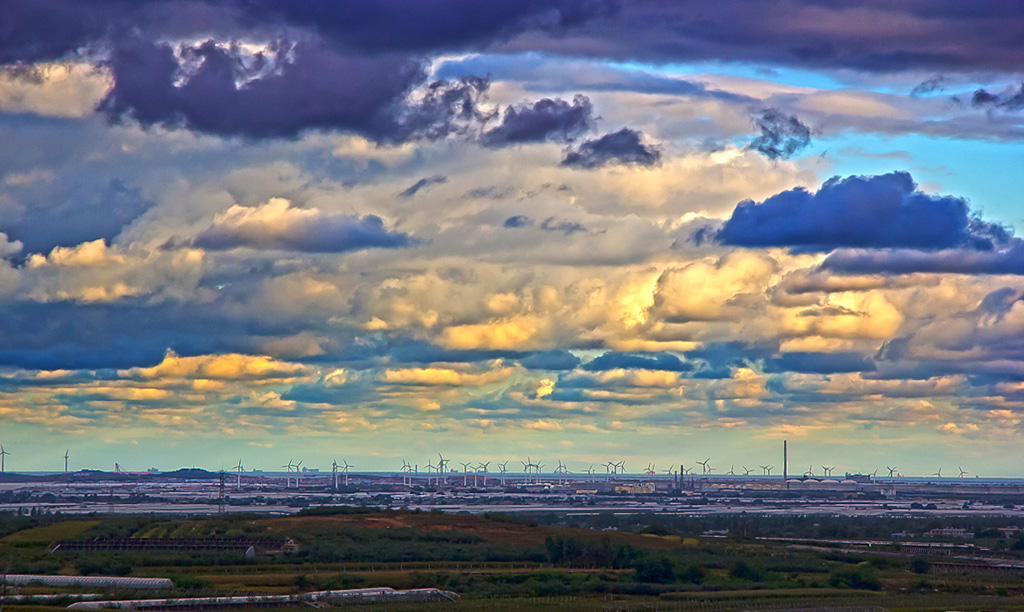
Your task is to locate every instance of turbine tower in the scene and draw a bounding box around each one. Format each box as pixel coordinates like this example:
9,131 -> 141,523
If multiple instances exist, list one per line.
341,459 -> 352,486
64,449 -> 70,473
0,445 -> 8,473
437,453 -> 449,485
234,459 -> 244,489
281,460 -> 294,487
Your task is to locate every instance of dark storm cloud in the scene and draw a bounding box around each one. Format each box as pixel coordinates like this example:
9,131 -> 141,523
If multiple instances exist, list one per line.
8,2 -> 1024,90
194,212 -> 410,253
533,1 -> 1024,73
0,0 -> 613,64
481,95 -> 594,147
581,351 -> 693,372
7,1 -> 1024,147
561,128 -> 661,169
399,175 -> 447,198
1,1 -> 610,141
971,84 -> 1024,111
719,172 -> 1012,251
746,108 -> 811,160
99,38 -> 493,141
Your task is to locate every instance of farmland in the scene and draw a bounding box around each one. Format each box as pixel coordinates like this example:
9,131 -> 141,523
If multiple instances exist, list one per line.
4,509 -> 1024,610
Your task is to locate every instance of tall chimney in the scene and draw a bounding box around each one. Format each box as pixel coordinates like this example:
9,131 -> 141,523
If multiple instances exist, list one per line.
783,440 -> 788,489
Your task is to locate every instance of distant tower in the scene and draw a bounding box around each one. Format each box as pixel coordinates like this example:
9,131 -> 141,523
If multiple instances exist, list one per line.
218,470 -> 226,514
783,440 -> 788,489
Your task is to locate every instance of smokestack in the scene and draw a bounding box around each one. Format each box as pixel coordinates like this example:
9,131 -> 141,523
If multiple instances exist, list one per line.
783,439 -> 788,489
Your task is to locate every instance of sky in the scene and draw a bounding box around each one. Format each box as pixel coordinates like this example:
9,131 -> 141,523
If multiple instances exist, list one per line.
3,1 -> 1024,476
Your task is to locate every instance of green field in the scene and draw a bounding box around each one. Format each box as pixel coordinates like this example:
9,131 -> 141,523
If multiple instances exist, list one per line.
3,510 -> 1024,611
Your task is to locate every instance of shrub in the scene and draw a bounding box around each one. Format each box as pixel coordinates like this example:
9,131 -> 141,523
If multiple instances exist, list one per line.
909,557 -> 931,574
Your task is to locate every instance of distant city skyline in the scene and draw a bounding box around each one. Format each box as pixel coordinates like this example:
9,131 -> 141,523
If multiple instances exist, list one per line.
3,3 -> 1024,473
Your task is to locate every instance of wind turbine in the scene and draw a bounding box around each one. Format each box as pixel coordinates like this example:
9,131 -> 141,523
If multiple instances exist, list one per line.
64,449 -> 69,473
887,466 -> 897,481
958,466 -> 968,479
645,463 -> 656,476
234,459 -> 244,489
332,459 -> 339,490
437,453 -> 449,485
804,465 -> 814,477
727,465 -> 735,476
497,461 -> 508,486
294,460 -> 303,487
556,460 -> 570,484
742,466 -> 753,476
281,460 -> 294,487
821,466 -> 835,477
697,458 -> 710,475
583,464 -> 595,481
0,445 -> 8,473
341,459 -> 352,486
931,467 -> 942,479
460,461 -> 472,486
521,459 -> 531,484
760,464 -> 773,475
476,461 -> 489,487
401,459 -> 412,486
615,460 -> 624,476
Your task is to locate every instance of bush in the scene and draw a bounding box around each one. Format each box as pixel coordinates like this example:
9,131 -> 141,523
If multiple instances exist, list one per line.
729,560 -> 763,581
678,564 -> 706,584
828,568 -> 881,591
909,557 -> 931,574
634,557 -> 675,584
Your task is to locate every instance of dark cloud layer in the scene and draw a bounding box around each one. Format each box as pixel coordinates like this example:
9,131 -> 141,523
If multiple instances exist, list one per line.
719,172 -> 1011,251
746,108 -> 811,160
766,352 -> 876,374
399,175 -> 447,198
821,245 -> 1024,275
195,211 -> 409,253
582,351 -> 692,372
502,216 -> 588,234
0,1 -> 612,64
481,95 -> 594,147
99,38 -> 492,141
971,84 -> 1024,111
0,178 -> 153,255
7,1 -> 1024,147
561,128 -> 660,169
